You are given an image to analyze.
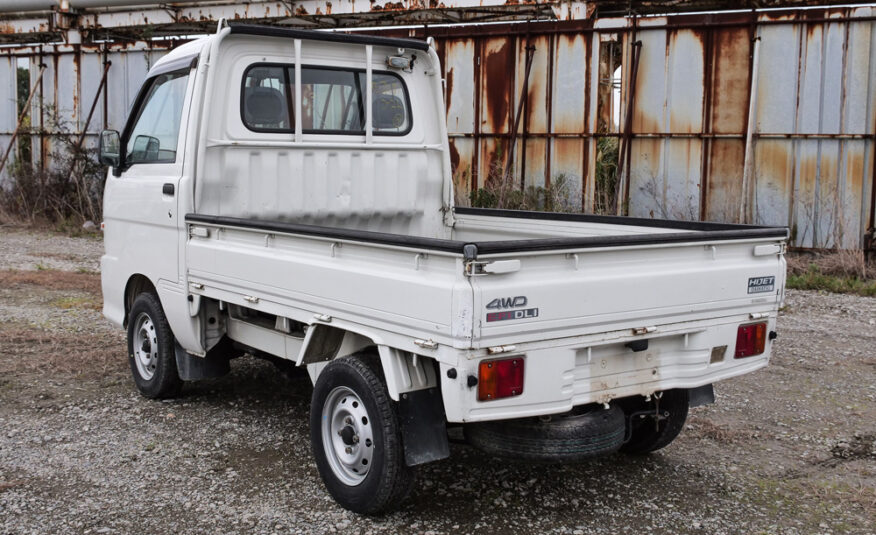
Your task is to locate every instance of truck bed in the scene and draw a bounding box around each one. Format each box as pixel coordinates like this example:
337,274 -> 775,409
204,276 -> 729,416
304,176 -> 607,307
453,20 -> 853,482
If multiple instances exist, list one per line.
185,207 -> 787,348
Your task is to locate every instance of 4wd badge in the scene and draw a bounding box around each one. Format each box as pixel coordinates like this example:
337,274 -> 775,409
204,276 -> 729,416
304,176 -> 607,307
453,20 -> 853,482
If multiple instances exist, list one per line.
748,276 -> 775,294
485,296 -> 538,322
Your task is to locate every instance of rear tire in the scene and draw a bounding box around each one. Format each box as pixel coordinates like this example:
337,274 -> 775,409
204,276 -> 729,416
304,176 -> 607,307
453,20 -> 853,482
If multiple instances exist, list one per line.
619,389 -> 689,455
464,404 -> 626,462
126,292 -> 183,399
309,355 -> 414,514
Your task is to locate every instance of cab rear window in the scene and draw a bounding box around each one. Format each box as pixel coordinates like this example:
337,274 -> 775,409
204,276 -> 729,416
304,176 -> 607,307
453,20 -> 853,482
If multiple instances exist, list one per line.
241,64 -> 411,135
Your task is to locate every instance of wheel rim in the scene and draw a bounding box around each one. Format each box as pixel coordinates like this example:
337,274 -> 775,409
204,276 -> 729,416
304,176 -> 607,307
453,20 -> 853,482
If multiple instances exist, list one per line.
133,312 -> 159,381
321,386 -> 375,486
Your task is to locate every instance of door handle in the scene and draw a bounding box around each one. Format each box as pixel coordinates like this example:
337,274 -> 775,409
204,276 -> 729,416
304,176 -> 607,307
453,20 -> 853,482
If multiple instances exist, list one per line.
162,183 -> 175,196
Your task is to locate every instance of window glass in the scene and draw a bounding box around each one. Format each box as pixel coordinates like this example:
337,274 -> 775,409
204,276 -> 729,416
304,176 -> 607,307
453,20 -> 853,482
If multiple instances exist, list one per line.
242,66 -> 291,131
126,72 -> 189,164
302,68 -> 362,132
365,72 -> 411,133
240,64 -> 411,135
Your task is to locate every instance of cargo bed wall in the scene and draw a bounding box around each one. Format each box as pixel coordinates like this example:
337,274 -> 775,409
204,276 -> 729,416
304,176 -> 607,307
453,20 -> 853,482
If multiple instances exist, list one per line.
469,239 -> 786,347
184,222 -> 471,348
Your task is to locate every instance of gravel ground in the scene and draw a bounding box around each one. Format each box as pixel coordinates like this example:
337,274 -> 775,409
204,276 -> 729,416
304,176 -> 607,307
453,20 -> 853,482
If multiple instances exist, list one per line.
0,229 -> 874,535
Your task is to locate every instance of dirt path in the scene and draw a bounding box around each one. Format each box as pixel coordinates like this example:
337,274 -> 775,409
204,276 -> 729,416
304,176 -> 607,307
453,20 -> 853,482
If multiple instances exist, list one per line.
0,229 -> 873,534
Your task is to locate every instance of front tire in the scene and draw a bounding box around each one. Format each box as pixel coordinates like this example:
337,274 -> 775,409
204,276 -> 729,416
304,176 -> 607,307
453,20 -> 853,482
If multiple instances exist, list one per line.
126,292 -> 183,399
309,355 -> 414,514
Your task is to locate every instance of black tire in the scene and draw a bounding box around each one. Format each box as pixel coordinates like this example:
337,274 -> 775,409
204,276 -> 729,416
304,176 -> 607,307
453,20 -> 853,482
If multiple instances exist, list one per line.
309,355 -> 414,514
464,404 -> 626,462
619,389 -> 689,455
126,292 -> 183,399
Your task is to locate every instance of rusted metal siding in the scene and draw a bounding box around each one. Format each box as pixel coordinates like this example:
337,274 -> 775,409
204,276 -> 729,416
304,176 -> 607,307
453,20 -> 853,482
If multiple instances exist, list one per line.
2,7 -> 876,249
437,22 -> 593,209
0,40 -> 176,182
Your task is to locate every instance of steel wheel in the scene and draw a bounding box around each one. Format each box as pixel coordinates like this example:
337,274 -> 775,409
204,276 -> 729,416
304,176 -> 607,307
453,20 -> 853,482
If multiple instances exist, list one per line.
321,386 -> 375,486
132,312 -> 159,380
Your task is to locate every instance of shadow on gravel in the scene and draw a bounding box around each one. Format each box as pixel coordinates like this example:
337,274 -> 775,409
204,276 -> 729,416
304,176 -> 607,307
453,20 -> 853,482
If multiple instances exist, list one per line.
152,357 -> 740,532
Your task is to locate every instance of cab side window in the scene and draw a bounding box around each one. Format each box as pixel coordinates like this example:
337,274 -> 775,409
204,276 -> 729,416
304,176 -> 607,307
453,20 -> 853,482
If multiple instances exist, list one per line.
125,71 -> 189,164
302,68 -> 362,132
242,66 -> 291,131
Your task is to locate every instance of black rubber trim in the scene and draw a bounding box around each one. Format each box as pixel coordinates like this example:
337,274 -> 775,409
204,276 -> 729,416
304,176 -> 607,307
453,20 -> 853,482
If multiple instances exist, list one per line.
228,23 -> 430,52
471,227 -> 787,255
185,212 -> 788,258
186,213 -> 470,253
455,206 -> 788,233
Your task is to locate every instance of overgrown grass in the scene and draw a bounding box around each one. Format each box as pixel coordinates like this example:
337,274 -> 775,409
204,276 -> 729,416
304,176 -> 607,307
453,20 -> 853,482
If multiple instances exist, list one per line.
786,268 -> 876,297
786,250 -> 876,296
468,166 -> 578,213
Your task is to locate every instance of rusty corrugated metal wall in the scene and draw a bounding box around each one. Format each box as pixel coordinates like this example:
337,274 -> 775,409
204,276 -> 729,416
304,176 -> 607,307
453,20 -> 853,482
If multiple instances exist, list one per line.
0,39 -> 179,177
422,6 -> 876,249
2,6 -> 875,249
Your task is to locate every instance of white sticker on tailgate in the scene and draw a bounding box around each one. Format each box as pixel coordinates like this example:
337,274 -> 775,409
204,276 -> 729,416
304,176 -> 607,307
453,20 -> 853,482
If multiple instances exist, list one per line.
748,276 -> 775,294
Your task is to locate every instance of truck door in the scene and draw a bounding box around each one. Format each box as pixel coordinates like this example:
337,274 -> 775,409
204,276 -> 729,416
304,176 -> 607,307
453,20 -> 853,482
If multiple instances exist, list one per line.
103,68 -> 193,288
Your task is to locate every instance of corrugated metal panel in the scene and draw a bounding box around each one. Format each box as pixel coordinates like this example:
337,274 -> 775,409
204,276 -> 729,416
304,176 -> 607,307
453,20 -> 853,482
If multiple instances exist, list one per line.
0,54 -> 15,182
1,8 -> 875,249
0,41 -> 172,181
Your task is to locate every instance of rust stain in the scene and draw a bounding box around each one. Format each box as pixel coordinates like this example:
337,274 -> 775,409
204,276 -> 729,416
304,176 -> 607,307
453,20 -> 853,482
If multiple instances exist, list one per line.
449,139 -> 460,171
525,35 -> 548,133
445,64 -> 455,128
481,38 -> 511,135
710,27 -> 750,134
667,29 -> 704,134
705,139 -> 744,221
553,138 -> 580,181
845,146 -> 864,204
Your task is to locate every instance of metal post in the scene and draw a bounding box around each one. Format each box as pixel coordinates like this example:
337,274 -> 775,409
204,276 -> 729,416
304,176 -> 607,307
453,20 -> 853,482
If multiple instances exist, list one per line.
294,39 -> 302,143
615,35 -> 641,216
740,35 -> 761,224
74,60 -> 111,152
504,41 -> 536,188
0,63 -> 46,176
365,44 -> 373,144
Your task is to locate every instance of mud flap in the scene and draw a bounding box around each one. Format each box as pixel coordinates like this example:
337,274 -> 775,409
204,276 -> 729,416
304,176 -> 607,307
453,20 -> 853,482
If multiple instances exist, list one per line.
175,343 -> 230,381
397,387 -> 450,466
688,384 -> 715,408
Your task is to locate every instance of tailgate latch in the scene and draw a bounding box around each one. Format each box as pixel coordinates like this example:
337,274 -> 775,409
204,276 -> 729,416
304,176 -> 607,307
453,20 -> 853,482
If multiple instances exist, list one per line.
464,259 -> 521,276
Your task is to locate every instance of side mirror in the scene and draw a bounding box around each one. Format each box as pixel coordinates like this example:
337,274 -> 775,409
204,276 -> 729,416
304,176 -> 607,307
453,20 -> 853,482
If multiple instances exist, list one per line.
98,130 -> 121,168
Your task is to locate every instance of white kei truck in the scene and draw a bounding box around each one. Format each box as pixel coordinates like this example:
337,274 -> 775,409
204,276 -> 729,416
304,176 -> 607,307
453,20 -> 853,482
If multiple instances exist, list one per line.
98,22 -> 788,514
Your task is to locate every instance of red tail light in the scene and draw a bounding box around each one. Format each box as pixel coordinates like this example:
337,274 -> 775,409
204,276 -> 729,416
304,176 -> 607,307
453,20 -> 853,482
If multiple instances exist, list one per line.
735,322 -> 767,358
477,357 -> 524,401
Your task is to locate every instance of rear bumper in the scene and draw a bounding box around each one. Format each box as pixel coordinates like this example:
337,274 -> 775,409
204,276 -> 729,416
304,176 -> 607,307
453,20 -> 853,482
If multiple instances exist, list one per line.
440,315 -> 774,423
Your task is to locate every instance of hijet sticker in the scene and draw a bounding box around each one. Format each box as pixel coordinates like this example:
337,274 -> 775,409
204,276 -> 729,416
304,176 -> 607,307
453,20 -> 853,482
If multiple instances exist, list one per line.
748,276 -> 775,294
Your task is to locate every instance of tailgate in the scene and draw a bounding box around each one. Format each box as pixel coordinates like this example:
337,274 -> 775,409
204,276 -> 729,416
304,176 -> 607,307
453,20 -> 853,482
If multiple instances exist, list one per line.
469,239 -> 786,347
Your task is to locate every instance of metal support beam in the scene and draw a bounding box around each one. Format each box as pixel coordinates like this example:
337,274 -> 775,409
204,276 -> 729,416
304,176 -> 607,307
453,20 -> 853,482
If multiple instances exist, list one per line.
0,63 -> 46,176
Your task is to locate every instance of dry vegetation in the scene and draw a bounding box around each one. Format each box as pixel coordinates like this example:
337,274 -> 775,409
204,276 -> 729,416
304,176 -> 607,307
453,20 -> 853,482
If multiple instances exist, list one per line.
786,250 -> 876,296
0,269 -> 101,294
0,324 -> 120,378
0,268 -> 117,380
